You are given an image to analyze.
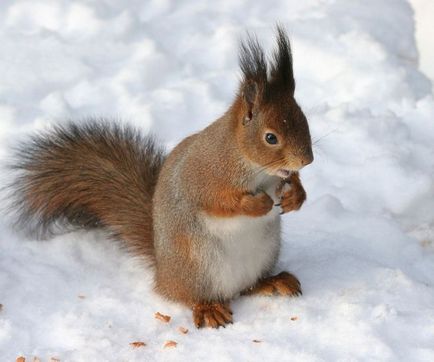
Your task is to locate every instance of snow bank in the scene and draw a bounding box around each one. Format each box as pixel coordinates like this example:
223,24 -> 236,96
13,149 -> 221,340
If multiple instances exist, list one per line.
409,0 -> 434,88
0,0 -> 433,361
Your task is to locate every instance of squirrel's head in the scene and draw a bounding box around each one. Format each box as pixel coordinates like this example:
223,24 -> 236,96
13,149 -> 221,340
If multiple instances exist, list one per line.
234,26 -> 313,178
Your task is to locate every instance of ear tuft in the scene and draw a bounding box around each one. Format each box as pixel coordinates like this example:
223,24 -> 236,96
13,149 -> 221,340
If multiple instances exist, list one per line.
239,33 -> 267,85
237,25 -> 295,122
269,25 -> 295,92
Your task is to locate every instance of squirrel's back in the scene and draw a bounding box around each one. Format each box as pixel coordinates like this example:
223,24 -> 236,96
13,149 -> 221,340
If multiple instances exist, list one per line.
6,120 -> 165,260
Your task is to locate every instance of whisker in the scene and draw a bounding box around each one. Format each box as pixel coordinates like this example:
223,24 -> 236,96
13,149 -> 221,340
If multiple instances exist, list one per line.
312,128 -> 339,145
250,157 -> 287,178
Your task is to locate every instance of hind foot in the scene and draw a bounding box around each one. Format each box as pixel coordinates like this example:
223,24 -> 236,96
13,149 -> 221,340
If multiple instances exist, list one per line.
192,302 -> 233,328
242,271 -> 302,297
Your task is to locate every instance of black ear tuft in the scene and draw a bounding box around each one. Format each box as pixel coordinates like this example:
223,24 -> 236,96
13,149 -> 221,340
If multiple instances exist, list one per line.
239,33 -> 267,89
269,25 -> 295,92
238,25 -> 295,117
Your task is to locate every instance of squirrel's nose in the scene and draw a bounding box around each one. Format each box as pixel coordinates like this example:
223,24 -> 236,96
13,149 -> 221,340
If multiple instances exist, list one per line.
301,153 -> 313,166
290,149 -> 314,170
300,149 -> 314,166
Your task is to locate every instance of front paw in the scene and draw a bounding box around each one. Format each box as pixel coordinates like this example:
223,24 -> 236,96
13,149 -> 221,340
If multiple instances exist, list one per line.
240,191 -> 274,217
277,174 -> 306,214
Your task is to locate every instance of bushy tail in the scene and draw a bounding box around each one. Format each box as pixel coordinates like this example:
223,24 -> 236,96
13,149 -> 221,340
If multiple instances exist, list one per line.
6,120 -> 165,260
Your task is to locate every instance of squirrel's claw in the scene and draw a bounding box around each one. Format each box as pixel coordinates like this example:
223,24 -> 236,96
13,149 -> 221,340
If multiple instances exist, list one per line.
278,174 -> 306,215
192,302 -> 233,329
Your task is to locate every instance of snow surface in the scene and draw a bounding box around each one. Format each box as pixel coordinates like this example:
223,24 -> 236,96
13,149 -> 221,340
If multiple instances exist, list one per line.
409,0 -> 434,88
1,0 -> 434,361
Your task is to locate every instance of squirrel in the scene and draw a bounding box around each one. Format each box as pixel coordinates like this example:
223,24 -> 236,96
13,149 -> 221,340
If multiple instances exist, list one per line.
6,26 -> 313,328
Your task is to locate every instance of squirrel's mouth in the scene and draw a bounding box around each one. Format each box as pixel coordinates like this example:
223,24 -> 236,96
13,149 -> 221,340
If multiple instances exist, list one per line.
276,169 -> 291,179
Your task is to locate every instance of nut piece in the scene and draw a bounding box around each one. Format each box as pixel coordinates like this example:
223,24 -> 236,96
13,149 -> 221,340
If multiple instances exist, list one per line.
164,340 -> 177,348
155,312 -> 171,323
178,326 -> 189,334
130,341 -> 146,348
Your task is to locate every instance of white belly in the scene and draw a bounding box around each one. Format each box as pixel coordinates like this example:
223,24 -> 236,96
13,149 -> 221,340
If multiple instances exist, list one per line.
202,206 -> 281,300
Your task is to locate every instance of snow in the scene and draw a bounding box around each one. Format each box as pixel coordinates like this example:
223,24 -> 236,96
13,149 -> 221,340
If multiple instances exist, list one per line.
409,0 -> 434,88
0,0 -> 434,361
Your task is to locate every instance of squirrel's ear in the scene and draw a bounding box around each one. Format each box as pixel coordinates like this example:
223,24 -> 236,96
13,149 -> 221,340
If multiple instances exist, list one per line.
241,80 -> 260,124
239,33 -> 267,124
243,80 -> 257,105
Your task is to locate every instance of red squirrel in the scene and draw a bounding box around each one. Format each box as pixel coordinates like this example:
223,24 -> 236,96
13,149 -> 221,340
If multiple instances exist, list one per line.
7,26 -> 313,328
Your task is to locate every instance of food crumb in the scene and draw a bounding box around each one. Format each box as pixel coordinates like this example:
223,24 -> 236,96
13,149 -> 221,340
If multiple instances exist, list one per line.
164,340 -> 177,348
130,341 -> 146,348
155,312 -> 171,323
178,326 -> 189,334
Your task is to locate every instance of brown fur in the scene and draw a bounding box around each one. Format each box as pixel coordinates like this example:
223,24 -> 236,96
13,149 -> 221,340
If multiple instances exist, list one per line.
204,189 -> 274,217
7,122 -> 165,261
6,26 -> 313,328
241,271 -> 302,297
193,302 -> 233,328
277,172 -> 307,214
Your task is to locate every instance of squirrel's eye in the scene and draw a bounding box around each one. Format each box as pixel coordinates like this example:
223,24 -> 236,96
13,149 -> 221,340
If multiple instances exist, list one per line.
265,133 -> 278,145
